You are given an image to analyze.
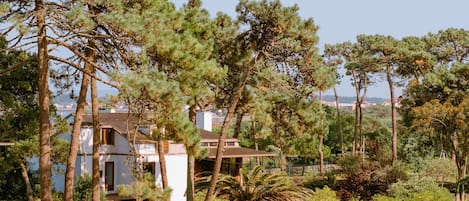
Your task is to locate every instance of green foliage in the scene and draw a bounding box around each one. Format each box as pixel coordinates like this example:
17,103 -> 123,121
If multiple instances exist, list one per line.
397,127 -> 436,172
303,171 -> 336,191
336,154 -> 362,176
194,190 -> 227,201
117,173 -> 171,201
372,194 -> 400,201
308,186 -> 338,201
421,157 -> 457,183
204,166 -> 312,201
388,176 -> 452,200
0,36 -> 67,200
0,166 -> 39,201
73,174 -> 92,201
324,108 -> 355,154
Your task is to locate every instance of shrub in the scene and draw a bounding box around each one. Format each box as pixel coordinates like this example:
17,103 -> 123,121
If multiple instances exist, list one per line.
73,174 -> 92,201
372,194 -> 400,201
308,186 -> 339,201
388,176 -> 452,201
303,171 -> 336,190
335,163 -> 386,201
422,157 -> 457,183
336,154 -> 362,176
117,173 -> 171,201
194,190 -> 227,201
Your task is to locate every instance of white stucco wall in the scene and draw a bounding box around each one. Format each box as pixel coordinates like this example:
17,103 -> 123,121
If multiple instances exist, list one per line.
166,155 -> 188,201
74,126 -> 188,200
196,112 -> 212,132
136,143 -> 157,154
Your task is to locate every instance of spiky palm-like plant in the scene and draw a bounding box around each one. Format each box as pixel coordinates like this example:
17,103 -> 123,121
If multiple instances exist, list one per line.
213,166 -> 312,201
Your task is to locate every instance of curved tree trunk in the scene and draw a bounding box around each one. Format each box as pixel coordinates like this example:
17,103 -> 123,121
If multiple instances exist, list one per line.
35,0 -> 52,200
64,41 -> 92,201
333,87 -> 344,154
232,112 -> 244,139
19,160 -> 34,201
386,65 -> 398,162
205,58 -> 254,201
91,66 -> 101,201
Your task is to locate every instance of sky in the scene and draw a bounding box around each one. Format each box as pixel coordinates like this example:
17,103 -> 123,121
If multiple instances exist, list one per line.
171,0 -> 469,98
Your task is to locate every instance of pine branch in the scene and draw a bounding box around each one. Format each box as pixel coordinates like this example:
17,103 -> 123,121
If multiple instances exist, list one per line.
49,56 -> 118,88
0,57 -> 35,75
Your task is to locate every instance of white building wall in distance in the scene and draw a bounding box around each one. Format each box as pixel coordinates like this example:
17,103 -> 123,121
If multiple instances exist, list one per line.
196,112 -> 212,132
166,155 -> 188,201
136,143 -> 157,154
80,128 -> 93,153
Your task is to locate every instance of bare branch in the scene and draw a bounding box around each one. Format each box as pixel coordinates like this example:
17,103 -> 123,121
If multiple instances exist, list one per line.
6,40 -> 37,51
49,55 -> 118,88
48,38 -> 113,73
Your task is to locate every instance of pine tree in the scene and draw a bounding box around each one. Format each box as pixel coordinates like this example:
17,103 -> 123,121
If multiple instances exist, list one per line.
206,1 -> 334,199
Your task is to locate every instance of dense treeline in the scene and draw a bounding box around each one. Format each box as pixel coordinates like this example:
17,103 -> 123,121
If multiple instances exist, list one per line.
0,0 -> 468,201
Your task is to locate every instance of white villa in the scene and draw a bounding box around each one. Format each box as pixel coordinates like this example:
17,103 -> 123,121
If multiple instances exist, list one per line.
77,112 -> 187,200
69,111 -> 275,201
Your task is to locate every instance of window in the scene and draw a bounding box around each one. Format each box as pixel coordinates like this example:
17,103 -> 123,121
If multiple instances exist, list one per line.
101,128 -> 115,145
143,162 -> 156,176
209,142 -> 218,147
200,142 -> 208,147
105,162 -> 114,191
225,142 -> 235,147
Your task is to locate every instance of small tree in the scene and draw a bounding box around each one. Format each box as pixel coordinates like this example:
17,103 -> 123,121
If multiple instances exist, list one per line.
117,173 -> 171,201
212,166 -> 312,201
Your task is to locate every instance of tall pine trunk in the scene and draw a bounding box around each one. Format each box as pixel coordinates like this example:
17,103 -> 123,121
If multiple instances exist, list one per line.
232,112 -> 244,139
386,65 -> 398,162
91,66 -> 100,201
205,59 -> 254,201
358,82 -> 367,158
35,0 -> 52,199
318,134 -> 324,175
186,104 -> 197,201
19,160 -> 34,201
64,42 -> 92,201
451,132 -> 466,201
157,140 -> 169,189
318,91 -> 324,175
186,155 -> 195,201
333,87 -> 344,154
353,79 -> 360,155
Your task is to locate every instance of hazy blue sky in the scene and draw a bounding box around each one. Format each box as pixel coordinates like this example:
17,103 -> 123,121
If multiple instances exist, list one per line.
172,0 -> 469,98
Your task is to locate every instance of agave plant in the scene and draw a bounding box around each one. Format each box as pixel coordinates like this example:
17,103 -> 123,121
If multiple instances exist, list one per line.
212,166 -> 312,201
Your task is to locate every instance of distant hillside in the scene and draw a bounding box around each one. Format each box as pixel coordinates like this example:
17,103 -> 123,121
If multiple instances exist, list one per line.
54,93 -> 387,105
322,95 -> 387,104
53,93 -> 114,105
53,94 -> 75,105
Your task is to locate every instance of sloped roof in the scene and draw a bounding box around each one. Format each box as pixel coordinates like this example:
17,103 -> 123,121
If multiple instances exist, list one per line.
82,112 -> 155,144
199,129 -> 238,142
206,147 -> 277,158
